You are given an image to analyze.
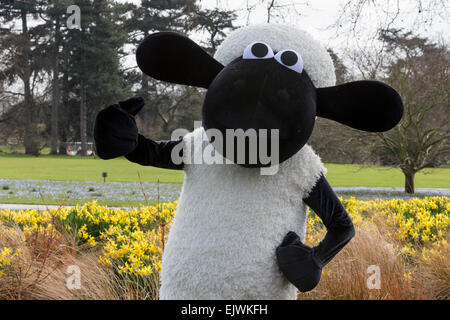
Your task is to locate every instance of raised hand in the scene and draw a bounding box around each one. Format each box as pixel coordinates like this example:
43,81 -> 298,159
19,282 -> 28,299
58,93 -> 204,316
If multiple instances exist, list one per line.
94,96 -> 145,159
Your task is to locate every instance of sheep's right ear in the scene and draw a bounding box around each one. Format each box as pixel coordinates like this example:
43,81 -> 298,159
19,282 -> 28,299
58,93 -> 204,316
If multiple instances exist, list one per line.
136,31 -> 224,89
316,80 -> 403,132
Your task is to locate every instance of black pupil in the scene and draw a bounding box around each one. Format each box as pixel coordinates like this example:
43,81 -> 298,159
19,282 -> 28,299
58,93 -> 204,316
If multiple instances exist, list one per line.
251,43 -> 268,58
280,51 -> 298,66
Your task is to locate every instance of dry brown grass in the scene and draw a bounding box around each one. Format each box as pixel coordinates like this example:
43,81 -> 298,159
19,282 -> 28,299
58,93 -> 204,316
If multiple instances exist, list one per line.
300,229 -> 433,300
0,224 -> 124,300
300,206 -> 450,301
416,240 -> 450,300
1,208 -> 448,300
30,250 -> 122,300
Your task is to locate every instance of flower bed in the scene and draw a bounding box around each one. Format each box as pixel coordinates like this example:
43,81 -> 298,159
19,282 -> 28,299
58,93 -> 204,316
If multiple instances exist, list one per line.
0,197 -> 448,299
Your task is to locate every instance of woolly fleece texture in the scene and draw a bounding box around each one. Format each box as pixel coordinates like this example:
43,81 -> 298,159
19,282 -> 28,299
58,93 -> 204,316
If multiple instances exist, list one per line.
159,127 -> 326,299
214,24 -> 336,88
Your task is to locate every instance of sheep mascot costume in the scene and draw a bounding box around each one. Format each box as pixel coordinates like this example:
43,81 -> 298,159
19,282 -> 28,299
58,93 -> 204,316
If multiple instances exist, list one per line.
94,24 -> 403,299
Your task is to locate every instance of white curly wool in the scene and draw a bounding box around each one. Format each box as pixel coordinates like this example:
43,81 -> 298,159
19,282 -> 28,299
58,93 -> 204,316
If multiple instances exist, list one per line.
160,127 -> 326,300
214,24 -> 336,88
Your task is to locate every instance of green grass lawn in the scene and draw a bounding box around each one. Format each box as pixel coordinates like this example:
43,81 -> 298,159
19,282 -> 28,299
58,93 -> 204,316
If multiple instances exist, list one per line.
0,154 -> 184,183
0,153 -> 449,188
324,163 -> 450,189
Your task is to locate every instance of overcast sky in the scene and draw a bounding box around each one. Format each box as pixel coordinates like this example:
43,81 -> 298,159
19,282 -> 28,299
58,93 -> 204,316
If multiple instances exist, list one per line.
116,0 -> 448,72
7,1 -> 449,77
120,0 -> 449,48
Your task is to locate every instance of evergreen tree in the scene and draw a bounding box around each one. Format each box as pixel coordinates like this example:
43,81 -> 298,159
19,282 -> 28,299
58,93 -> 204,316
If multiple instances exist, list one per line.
124,1 -> 236,139
36,0 -> 72,154
0,0 -> 48,155
192,7 -> 236,54
63,0 -> 128,155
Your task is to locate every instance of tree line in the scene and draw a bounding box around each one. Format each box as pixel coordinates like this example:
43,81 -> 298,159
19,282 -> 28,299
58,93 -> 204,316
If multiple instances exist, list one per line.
0,1 -> 448,193
310,29 -> 449,193
0,0 -> 235,156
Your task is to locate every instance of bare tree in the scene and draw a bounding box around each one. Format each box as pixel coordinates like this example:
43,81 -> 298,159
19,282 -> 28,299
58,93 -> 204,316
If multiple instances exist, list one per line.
151,85 -> 203,137
241,0 -> 308,25
376,30 -> 449,193
334,0 -> 448,35
332,0 -> 449,80
0,3 -> 48,155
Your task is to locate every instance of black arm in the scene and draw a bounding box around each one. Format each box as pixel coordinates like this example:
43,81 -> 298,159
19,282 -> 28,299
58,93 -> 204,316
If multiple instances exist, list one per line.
304,174 -> 355,267
125,134 -> 184,170
276,173 -> 355,292
94,96 -> 185,170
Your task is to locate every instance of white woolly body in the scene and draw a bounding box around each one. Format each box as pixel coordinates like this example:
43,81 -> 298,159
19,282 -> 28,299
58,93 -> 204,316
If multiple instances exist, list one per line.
160,128 -> 326,300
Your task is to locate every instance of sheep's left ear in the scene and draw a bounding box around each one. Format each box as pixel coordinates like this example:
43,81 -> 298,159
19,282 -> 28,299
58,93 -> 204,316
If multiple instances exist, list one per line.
136,31 -> 224,89
316,80 -> 403,132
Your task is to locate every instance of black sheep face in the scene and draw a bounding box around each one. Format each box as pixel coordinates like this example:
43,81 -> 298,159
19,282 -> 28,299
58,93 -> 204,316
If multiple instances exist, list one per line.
136,31 -> 403,168
203,42 -> 317,167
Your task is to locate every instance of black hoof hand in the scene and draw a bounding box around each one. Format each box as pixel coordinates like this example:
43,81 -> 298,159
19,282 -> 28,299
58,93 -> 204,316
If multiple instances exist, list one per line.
94,97 -> 145,159
118,96 -> 145,116
276,231 -> 322,292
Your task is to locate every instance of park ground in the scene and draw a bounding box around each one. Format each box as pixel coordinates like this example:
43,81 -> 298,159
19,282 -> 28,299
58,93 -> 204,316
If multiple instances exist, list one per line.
1,155 -> 448,300
0,153 -> 449,206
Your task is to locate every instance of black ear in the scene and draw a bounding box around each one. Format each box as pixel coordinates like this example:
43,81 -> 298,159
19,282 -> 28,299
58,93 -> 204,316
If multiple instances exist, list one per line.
316,80 -> 403,132
136,31 -> 224,89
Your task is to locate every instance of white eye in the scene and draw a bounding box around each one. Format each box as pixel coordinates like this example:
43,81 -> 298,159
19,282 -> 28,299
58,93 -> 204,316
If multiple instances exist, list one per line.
242,42 -> 274,60
274,49 -> 303,74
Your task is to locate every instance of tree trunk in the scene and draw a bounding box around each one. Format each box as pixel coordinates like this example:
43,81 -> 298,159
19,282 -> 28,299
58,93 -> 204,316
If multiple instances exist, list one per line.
21,9 -> 39,156
50,16 -> 60,155
59,72 -> 69,155
80,80 -> 87,156
140,75 -> 151,136
404,170 -> 415,194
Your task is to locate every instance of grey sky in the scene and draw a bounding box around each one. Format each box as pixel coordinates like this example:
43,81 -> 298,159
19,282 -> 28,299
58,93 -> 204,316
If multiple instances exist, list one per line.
119,0 -> 449,47
116,0 -> 448,72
